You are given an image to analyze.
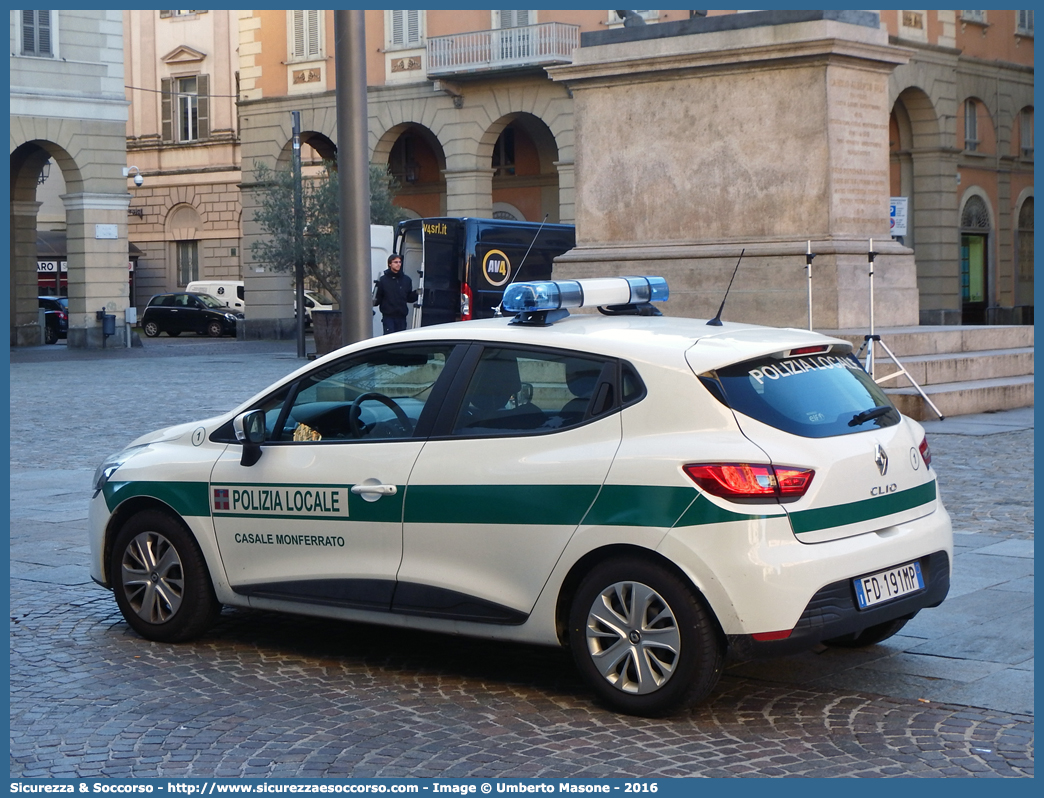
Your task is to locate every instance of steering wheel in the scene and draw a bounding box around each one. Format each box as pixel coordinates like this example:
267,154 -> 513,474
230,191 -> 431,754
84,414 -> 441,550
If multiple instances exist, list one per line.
348,392 -> 412,438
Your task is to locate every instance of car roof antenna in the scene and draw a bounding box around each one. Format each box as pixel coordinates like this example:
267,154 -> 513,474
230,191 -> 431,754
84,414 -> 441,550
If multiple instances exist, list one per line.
706,248 -> 745,327
493,213 -> 549,317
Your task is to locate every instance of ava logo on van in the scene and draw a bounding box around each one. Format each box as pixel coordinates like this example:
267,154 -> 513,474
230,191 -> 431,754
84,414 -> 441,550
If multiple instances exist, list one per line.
482,249 -> 512,287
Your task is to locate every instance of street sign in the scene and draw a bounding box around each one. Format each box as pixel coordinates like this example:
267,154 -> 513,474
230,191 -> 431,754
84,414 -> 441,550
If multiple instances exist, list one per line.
890,197 -> 908,237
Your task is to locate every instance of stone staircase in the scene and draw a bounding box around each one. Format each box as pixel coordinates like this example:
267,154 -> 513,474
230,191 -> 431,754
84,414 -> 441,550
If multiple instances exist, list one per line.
822,325 -> 1034,421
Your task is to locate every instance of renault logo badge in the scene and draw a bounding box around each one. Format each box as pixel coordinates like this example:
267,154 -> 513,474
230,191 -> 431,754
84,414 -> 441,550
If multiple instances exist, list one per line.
875,443 -> 889,476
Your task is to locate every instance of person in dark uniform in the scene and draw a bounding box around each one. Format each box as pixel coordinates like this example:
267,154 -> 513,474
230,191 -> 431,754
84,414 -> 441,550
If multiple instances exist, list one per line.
373,254 -> 418,334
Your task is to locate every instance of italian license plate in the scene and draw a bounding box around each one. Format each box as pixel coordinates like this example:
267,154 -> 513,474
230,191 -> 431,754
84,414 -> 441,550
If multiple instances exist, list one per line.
853,561 -> 924,609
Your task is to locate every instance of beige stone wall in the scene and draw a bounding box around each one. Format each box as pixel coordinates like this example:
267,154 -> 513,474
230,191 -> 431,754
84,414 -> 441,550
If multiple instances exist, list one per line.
551,17 -> 920,329
10,9 -> 129,347
128,174 -> 242,307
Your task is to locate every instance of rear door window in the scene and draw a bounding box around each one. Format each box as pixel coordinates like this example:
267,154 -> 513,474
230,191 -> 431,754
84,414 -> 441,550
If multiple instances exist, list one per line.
703,352 -> 900,438
448,346 -> 620,437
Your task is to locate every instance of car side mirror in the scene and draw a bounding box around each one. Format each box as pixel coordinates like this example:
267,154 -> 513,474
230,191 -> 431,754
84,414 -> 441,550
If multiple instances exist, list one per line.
233,409 -> 266,467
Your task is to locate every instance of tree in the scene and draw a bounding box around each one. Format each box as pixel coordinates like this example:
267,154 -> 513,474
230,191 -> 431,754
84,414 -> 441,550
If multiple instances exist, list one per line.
250,161 -> 407,300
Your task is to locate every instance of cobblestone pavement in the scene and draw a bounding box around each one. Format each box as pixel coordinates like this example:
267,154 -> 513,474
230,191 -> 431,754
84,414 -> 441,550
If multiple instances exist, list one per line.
8,340 -> 1034,778
929,430 -> 1034,541
8,581 -> 1034,779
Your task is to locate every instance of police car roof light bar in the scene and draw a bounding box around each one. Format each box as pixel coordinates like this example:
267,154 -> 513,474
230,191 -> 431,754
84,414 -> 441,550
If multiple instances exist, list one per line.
502,277 -> 669,325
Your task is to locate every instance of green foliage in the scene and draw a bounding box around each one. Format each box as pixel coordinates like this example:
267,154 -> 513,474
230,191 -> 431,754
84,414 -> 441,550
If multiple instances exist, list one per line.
370,164 -> 405,226
249,161 -> 407,299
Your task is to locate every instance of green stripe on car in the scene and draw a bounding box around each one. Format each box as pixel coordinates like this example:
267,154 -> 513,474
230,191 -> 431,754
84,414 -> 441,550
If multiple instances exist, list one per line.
102,479 -> 936,534
788,481 -> 937,535
103,481 -> 211,517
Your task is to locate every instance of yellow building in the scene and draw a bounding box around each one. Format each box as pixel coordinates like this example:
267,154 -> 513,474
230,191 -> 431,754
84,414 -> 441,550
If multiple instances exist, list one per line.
123,9 -> 242,310
882,10 -> 1034,324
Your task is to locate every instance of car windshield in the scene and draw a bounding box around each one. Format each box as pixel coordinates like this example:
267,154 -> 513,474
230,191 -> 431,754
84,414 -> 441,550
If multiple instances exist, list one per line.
705,352 -> 900,438
58,297 -> 68,309
196,294 -> 228,309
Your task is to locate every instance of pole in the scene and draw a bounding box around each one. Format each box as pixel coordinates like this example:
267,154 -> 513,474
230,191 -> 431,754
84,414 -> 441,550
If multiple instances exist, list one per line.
866,238 -> 877,378
291,110 -> 306,358
335,10 -> 372,346
411,223 -> 425,328
805,240 -> 815,331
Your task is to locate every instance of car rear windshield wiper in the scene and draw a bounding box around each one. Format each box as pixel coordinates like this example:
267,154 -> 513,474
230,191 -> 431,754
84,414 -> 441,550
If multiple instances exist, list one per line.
848,405 -> 894,427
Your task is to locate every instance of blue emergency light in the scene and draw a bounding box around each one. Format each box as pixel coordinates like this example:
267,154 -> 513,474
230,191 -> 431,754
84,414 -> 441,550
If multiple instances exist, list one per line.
502,276 -> 668,325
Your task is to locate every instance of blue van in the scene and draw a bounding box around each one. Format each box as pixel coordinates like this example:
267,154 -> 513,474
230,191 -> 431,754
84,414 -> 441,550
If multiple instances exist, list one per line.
395,217 -> 576,327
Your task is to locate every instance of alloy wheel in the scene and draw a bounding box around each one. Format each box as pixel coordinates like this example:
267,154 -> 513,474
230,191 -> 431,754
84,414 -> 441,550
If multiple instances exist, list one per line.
585,580 -> 681,695
120,531 -> 185,624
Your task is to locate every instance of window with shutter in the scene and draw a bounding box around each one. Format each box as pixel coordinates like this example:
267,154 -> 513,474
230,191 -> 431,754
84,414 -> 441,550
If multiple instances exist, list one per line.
389,10 -> 422,47
498,10 -> 532,28
21,10 -> 53,57
166,75 -> 209,143
291,10 -> 322,59
161,77 -> 174,142
964,99 -> 979,152
1016,10 -> 1033,35
195,75 -> 210,141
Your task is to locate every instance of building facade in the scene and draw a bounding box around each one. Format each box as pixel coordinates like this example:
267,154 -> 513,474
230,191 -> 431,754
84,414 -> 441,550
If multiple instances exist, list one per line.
883,9 -> 1034,325
10,10 -> 131,347
234,9 -> 1032,334
123,9 -> 242,311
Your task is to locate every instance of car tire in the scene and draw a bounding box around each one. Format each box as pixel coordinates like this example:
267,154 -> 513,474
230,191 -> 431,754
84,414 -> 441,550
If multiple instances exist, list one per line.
44,324 -> 58,345
142,321 -> 160,338
207,320 -> 223,338
822,617 -> 911,648
110,510 -> 221,643
568,559 -> 724,717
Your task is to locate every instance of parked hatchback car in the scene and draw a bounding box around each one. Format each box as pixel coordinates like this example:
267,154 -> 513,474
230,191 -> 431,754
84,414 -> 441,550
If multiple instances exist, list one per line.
141,292 -> 242,338
89,276 -> 951,716
38,295 -> 68,345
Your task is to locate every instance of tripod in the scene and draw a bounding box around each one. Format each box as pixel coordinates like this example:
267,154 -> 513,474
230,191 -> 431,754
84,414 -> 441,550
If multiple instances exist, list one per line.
854,239 -> 945,420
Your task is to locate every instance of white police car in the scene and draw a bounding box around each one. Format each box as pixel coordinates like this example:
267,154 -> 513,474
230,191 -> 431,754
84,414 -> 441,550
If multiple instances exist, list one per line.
89,276 -> 952,716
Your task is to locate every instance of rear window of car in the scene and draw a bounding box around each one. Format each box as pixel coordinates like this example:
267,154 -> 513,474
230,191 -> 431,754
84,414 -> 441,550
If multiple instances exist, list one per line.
702,352 -> 900,438
148,295 -> 172,307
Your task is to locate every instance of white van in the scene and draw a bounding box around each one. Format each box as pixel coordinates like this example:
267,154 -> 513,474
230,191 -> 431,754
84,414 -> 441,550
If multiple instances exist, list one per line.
186,280 -> 245,312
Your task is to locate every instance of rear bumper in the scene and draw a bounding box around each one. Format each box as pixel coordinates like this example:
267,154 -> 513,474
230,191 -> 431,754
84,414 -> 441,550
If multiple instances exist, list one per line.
729,550 -> 950,658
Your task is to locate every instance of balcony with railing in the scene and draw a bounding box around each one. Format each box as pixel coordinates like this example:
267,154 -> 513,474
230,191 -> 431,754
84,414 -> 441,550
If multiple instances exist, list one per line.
426,22 -> 580,78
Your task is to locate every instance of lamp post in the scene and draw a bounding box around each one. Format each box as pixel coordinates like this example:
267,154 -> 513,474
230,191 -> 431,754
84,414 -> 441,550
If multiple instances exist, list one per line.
291,111 -> 306,358
335,9 -> 372,346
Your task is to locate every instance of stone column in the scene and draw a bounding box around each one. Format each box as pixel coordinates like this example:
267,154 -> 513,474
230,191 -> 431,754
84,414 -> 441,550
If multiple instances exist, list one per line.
10,201 -> 43,346
443,168 -> 494,218
550,13 -> 921,330
910,148 -> 961,324
62,192 -> 132,348
554,160 -> 576,224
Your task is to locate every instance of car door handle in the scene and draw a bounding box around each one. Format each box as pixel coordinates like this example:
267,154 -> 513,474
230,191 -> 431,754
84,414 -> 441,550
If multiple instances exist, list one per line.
350,484 -> 397,496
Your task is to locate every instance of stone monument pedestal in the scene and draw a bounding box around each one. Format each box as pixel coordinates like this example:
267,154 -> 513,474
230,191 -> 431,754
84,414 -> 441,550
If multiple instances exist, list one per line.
549,11 -> 919,329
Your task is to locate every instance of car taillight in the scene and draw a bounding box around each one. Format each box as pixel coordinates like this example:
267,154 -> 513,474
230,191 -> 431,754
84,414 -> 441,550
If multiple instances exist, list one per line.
58,311 -> 67,321
683,463 -> 815,500
460,284 -> 473,320
919,436 -> 932,469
